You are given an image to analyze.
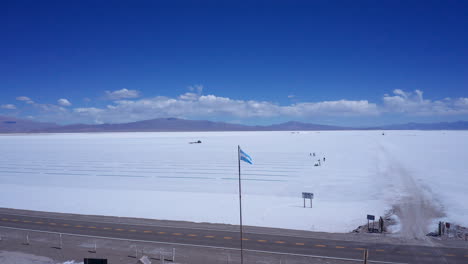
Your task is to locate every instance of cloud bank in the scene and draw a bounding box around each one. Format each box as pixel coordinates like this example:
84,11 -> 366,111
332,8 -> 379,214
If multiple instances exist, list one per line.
383,89 -> 468,115
2,88 -> 468,124
72,93 -> 378,124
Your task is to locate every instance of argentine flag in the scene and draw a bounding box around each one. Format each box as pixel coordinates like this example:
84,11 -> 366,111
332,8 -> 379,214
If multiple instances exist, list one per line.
239,148 -> 253,164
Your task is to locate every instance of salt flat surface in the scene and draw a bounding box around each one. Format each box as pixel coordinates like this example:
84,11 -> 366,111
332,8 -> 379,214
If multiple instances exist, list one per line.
0,251 -> 81,264
0,131 -> 467,234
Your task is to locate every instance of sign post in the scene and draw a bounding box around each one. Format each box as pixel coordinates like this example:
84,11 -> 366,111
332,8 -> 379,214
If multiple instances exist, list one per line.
302,192 -> 314,208
367,215 -> 375,232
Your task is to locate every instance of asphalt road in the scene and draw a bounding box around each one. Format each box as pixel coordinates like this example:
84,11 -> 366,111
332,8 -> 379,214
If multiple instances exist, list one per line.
0,211 -> 466,264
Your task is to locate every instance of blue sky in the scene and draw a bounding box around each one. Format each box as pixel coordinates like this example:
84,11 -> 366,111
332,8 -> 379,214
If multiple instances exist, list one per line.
1,0 -> 467,126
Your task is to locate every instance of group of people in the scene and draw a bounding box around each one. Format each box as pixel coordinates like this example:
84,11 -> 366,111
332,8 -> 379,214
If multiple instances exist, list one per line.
310,152 -> 326,166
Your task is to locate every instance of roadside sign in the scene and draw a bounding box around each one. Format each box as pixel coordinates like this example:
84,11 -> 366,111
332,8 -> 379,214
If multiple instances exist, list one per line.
302,192 -> 314,208
367,214 -> 376,232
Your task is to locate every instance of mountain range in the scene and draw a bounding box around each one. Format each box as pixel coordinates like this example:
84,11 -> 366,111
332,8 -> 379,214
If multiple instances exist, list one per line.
0,116 -> 58,133
1,116 -> 468,133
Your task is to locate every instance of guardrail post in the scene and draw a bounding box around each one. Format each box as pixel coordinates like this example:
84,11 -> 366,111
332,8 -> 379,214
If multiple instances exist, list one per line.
89,240 -> 97,253
127,245 -> 137,258
363,249 -> 368,264
23,233 -> 30,245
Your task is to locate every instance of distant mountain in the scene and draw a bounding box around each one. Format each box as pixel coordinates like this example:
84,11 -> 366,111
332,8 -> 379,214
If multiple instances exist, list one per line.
41,118 -> 349,132
0,117 -> 349,133
1,115 -> 468,133
265,121 -> 347,131
0,116 -> 58,133
373,121 -> 468,130
43,118 -> 255,132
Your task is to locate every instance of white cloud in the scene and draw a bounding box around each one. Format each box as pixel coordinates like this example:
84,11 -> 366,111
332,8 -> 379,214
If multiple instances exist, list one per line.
179,85 -> 204,101
105,88 -> 140,100
392,89 -> 409,98
454,97 -> 468,108
179,92 -> 201,101
21,103 -> 74,124
74,107 -> 104,114
288,95 -> 295,98
16,96 -> 34,104
188,84 -> 203,94
57,98 -> 72,106
35,104 -> 67,113
1,104 -> 16,110
382,89 -> 468,115
16,96 -> 31,101
286,100 -> 379,116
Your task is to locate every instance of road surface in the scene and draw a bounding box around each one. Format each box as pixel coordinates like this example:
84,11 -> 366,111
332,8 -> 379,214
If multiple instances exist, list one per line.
0,210 -> 466,263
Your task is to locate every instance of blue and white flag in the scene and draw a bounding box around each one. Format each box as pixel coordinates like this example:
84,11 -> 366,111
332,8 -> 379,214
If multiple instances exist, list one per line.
239,148 -> 253,164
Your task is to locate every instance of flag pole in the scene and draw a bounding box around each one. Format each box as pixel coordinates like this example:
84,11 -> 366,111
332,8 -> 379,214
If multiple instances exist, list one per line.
238,145 -> 244,264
